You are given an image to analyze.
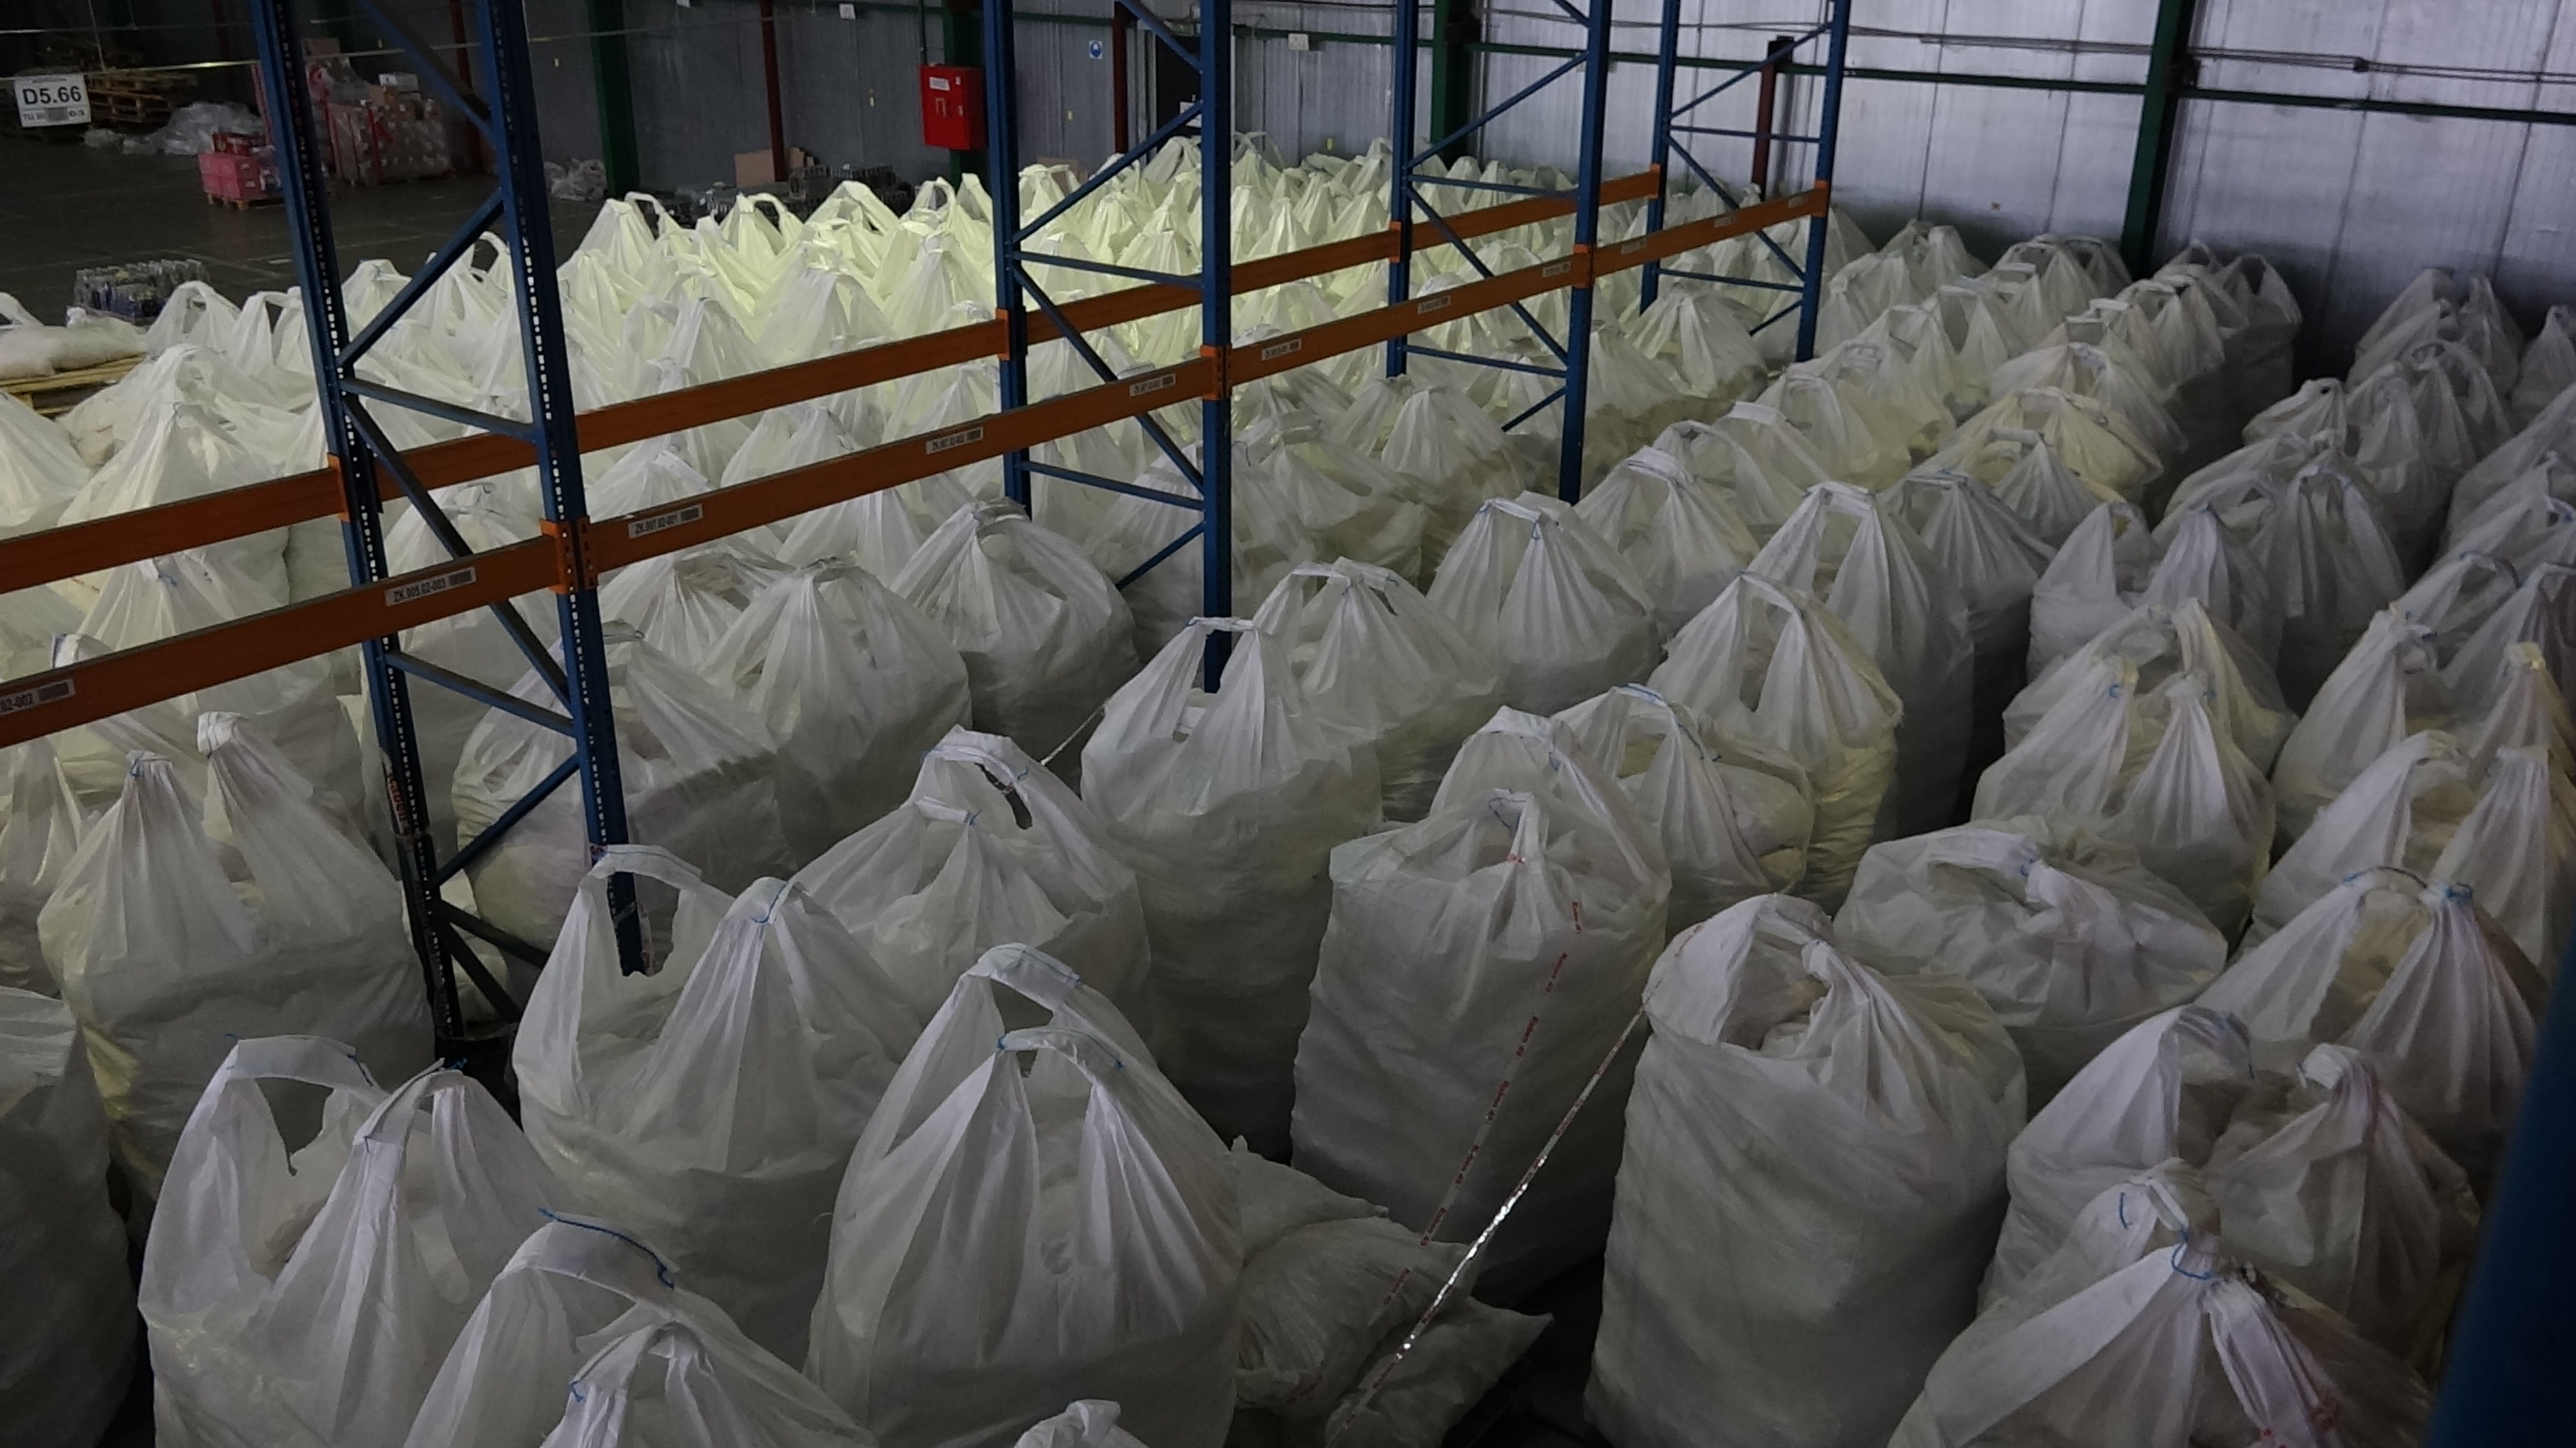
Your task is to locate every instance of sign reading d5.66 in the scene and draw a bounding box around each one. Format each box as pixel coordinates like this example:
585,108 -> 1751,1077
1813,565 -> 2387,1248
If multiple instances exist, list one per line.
14,73 -> 92,128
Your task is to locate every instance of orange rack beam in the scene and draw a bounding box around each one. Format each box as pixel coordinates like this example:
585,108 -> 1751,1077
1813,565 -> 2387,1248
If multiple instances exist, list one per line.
0,181 -> 1823,750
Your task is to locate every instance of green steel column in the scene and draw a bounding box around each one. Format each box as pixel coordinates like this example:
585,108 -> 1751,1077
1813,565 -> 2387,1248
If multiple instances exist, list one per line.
2119,0 -> 2198,277
587,0 -> 639,192
1429,0 -> 1475,161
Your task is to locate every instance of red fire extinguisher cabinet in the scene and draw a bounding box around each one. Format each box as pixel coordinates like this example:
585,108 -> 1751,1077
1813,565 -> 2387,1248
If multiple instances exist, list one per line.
919,65 -> 985,150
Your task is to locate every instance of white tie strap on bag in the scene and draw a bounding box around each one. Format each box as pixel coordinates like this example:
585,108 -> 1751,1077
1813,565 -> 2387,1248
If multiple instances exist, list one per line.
1291,710 -> 1669,1300
1251,560 -> 1502,823
1645,572 -> 1901,909
404,1217 -> 874,1448
892,500 -> 1139,772
515,849 -> 921,1362
2200,870 -> 2544,1181
1425,492 -> 1659,715
1891,1169 -> 2431,1448
1555,683 -> 1814,933
1080,617 -> 1379,1152
142,1040 -> 560,1448
1588,896 -> 2021,1448
0,988 -> 135,1448
1836,819 -> 2227,1104
807,951 -> 1235,1448
41,722 -> 431,1203
712,560 -> 975,861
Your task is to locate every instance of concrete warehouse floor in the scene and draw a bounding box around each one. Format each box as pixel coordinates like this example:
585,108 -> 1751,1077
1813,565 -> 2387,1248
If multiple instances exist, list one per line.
0,131 -> 600,325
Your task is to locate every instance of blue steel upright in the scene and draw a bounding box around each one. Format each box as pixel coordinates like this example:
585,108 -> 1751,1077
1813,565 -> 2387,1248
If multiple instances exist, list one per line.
984,0 -> 1232,688
1384,0 -> 1614,501
248,0 -> 639,1056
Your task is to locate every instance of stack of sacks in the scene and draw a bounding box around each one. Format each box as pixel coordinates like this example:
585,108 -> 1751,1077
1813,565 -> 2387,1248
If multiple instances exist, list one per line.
41,719 -> 431,1210
452,623 -> 794,957
1986,1007 -> 2478,1367
1251,560 -> 1501,821
1080,617 -> 1378,1153
807,946 -> 1239,1448
1426,492 -> 1658,714
1588,896 -> 2022,1448
140,1041 -> 558,1448
1646,571 -> 1902,908
514,849 -> 921,1361
1227,1148 -> 1549,1448
1747,480 -> 1976,836
1978,599 -> 2288,937
794,728 -> 1148,1020
1557,683 -> 1816,933
1291,709 -> 1669,1299
1896,1159 -> 2430,1448
1836,818 -> 2226,1103
2199,868 -> 2544,1181
0,988 -> 134,1448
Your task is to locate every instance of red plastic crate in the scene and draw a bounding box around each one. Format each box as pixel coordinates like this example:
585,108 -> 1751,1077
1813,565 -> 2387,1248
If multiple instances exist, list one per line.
199,151 -> 278,204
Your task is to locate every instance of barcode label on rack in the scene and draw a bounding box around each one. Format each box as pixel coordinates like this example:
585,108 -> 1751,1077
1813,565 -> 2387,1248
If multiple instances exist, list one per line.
387,566 -> 476,608
628,503 -> 703,538
0,678 -> 74,717
1542,260 -> 1573,278
1416,295 -> 1453,315
925,425 -> 986,455
1618,238 -> 1647,255
1260,339 -> 1302,361
1129,371 -> 1178,397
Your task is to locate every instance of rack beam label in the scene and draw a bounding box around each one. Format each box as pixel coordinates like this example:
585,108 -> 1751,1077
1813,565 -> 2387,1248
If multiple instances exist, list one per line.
387,566 -> 477,608
1259,339 -> 1303,361
1128,371 -> 1179,397
627,503 -> 705,539
0,678 -> 73,717
925,425 -> 987,455
1417,295 -> 1454,315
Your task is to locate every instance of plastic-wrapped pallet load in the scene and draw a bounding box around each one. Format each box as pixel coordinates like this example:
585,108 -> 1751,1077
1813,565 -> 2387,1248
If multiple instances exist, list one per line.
893,500 -> 1138,770
1836,819 -> 2227,1104
796,729 -> 1146,1019
807,947 -> 1237,1448
1646,572 -> 1901,908
515,850 -> 921,1362
451,623 -> 793,954
1572,444 -> 1761,637
1891,1162 -> 2430,1448
42,720 -> 432,1203
1587,896 -> 2023,1448
0,988 -> 134,1448
1080,617 -> 1378,1152
1556,683 -> 1814,933
1747,480 -> 1975,835
2201,868 -> 2543,1180
405,1217 -> 875,1448
1425,492 -> 1658,715
1292,709 -> 1669,1298
1251,560 -> 1501,821
712,560 -> 973,860
142,1040 -> 559,1448
2252,731 -> 2575,966
1,738 -> 85,994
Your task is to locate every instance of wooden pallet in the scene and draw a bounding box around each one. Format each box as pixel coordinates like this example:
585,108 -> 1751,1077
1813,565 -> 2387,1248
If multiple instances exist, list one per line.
2,355 -> 144,416
206,191 -> 281,211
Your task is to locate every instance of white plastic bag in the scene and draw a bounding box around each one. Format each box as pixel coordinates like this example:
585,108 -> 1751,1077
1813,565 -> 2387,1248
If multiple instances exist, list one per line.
1308,1298 -> 1549,1448
1750,480 -> 1976,834
1645,573 -> 1901,907
1251,559 -> 1501,821
1587,896 -> 2022,1448
1573,444 -> 1761,638
807,953 -> 1236,1448
1291,709 -> 1668,1298
2200,869 -> 2544,1179
0,385 -> 88,537
516,850 -> 920,1362
141,1040 -> 558,1448
0,988 -> 134,1448
2269,610 -> 2451,839
712,560 -> 973,860
1,738 -> 85,993
1556,683 -> 1814,932
2025,500 -> 2152,675
1836,819 -> 2227,1103
893,500 -> 1138,769
404,1217 -> 874,1448
1425,492 -> 1658,714
1013,1403 -> 1149,1448
796,729 -> 1149,1020
1080,617 -> 1379,1151
41,722 -> 432,1201
2007,597 -> 2295,770
451,624 -> 793,953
